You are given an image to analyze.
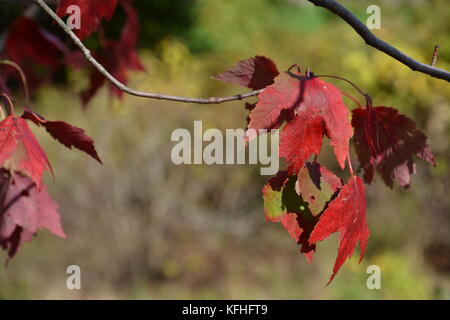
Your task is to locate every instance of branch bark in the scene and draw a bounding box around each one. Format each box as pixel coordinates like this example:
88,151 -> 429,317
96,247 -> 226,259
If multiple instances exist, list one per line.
308,0 -> 450,82
33,0 -> 262,104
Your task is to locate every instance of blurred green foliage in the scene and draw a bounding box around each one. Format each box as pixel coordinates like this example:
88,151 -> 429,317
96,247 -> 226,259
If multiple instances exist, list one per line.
0,0 -> 449,299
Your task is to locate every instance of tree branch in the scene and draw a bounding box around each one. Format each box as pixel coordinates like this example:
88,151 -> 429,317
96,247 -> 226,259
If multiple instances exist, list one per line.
34,0 -> 450,105
308,0 -> 450,82
33,0 -> 262,104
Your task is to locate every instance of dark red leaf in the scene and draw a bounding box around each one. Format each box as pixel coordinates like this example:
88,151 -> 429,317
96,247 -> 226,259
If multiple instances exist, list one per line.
352,106 -> 435,188
2,17 -> 68,93
309,176 -> 369,284
4,17 -> 68,68
0,171 -> 65,259
64,51 -> 88,70
22,107 -> 102,163
212,56 -> 279,90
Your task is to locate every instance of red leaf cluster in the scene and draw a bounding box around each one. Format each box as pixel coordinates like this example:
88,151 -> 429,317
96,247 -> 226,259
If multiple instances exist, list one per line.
250,57 -> 434,283
0,106 -> 103,259
0,0 -> 128,260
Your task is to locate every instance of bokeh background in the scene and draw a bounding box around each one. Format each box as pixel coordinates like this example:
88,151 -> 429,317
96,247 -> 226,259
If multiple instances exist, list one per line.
0,0 -> 449,299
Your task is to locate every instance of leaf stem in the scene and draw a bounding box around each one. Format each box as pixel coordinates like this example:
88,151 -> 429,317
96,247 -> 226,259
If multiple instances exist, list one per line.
315,74 -> 366,97
0,92 -> 15,116
288,64 -> 302,73
338,89 -> 362,108
0,103 -> 6,120
347,152 -> 354,176
0,60 -> 29,103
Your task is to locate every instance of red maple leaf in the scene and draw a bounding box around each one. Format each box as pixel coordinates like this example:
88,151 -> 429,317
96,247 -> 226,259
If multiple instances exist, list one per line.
56,0 -> 119,40
0,116 -> 52,188
309,176 -> 369,284
0,170 -> 65,259
212,56 -> 279,90
247,71 -> 353,171
352,106 -> 435,188
81,0 -> 144,105
21,107 -> 102,163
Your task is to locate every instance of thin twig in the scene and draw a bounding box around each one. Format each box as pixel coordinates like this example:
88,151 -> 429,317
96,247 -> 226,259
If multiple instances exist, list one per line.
0,92 -> 15,115
0,60 -> 29,102
0,102 -> 5,120
33,0 -> 261,104
308,0 -> 450,82
347,152 -> 354,176
315,74 -> 367,98
431,44 -> 440,67
338,90 -> 362,108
